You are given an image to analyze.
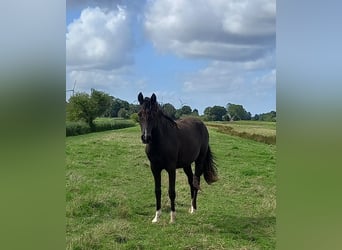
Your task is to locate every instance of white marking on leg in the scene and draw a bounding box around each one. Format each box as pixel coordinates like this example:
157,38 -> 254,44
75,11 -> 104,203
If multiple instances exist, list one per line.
190,205 -> 196,214
189,200 -> 196,213
170,211 -> 176,223
152,209 -> 161,223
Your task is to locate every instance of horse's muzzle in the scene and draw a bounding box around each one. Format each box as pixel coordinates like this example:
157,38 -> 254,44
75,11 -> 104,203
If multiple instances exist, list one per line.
141,134 -> 152,144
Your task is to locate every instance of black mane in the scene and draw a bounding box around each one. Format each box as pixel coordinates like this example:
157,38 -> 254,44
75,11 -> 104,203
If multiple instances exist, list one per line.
158,107 -> 178,128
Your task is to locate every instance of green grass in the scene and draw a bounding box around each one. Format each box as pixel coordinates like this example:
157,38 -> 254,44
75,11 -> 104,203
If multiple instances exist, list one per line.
66,125 -> 276,249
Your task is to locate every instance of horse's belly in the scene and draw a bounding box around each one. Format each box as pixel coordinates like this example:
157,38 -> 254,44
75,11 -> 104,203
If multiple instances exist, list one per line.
177,147 -> 200,166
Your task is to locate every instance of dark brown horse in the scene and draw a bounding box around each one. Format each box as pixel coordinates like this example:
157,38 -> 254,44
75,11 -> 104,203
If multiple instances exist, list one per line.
138,92 -> 218,223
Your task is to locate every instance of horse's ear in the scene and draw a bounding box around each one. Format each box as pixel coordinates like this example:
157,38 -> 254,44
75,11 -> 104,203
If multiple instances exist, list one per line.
151,93 -> 157,104
138,92 -> 144,105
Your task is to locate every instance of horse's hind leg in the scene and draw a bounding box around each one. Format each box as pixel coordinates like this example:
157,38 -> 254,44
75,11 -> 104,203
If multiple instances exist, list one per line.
184,165 -> 197,213
193,160 -> 203,191
193,147 -> 207,190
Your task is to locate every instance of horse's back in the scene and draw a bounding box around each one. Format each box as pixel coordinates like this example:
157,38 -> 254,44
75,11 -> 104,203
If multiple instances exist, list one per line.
177,117 -> 208,139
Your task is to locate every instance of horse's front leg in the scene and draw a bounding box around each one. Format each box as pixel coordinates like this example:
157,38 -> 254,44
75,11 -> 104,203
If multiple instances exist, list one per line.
151,167 -> 162,223
167,169 -> 176,223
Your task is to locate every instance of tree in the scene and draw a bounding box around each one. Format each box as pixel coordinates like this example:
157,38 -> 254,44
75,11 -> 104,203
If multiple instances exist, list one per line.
175,105 -> 193,119
258,111 -> 276,121
107,97 -> 130,117
118,108 -> 129,119
203,106 -> 226,121
181,105 -> 192,115
67,89 -> 111,130
91,89 -> 112,116
252,114 -> 260,121
191,109 -> 199,117
227,103 -> 249,121
162,103 -> 177,119
210,106 -> 227,121
203,107 -> 213,121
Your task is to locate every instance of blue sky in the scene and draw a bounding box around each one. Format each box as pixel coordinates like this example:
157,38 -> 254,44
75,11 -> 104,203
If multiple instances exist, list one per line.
66,0 -> 275,115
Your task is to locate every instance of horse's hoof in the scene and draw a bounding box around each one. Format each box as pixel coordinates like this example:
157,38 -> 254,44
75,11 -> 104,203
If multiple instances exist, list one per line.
152,210 -> 161,223
170,211 -> 176,223
189,206 -> 196,214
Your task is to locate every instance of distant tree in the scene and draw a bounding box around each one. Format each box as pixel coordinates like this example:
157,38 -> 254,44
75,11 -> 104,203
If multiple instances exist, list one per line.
118,108 -> 129,119
252,114 -> 260,121
175,105 -> 193,119
258,111 -> 276,121
91,89 -> 112,116
203,106 -> 226,121
181,105 -> 192,115
67,89 -> 111,130
223,113 -> 231,121
108,98 -> 130,117
129,103 -> 140,115
210,105 -> 227,121
191,109 -> 199,117
162,103 -> 177,119
227,103 -> 249,120
175,109 -> 182,119
203,107 -> 213,121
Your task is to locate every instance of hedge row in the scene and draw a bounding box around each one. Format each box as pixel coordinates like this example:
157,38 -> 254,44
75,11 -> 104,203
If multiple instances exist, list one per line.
66,119 -> 136,137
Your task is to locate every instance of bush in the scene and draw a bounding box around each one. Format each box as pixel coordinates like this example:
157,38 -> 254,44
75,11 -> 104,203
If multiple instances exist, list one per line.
130,113 -> 139,123
93,119 -> 135,132
66,121 -> 91,136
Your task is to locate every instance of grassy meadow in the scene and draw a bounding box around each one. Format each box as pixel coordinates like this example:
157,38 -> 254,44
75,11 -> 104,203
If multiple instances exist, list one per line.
66,122 -> 276,249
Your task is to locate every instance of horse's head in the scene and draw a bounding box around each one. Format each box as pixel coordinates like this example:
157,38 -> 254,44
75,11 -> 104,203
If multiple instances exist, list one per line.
137,92 -> 159,144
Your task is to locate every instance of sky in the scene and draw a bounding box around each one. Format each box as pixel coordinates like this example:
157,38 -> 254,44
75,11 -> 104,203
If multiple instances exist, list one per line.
66,0 -> 276,115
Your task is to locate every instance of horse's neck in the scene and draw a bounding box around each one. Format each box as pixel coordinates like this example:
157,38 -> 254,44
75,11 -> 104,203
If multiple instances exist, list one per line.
155,116 -> 175,138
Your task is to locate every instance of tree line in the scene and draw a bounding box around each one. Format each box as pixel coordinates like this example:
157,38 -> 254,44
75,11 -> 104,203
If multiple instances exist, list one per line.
66,89 -> 276,130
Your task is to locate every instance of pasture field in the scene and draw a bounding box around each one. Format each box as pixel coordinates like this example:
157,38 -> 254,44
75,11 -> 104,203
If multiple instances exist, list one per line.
206,121 -> 276,145
66,124 -> 276,249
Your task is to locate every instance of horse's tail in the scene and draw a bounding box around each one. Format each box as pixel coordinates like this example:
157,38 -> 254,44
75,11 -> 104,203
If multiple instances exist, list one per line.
203,146 -> 218,184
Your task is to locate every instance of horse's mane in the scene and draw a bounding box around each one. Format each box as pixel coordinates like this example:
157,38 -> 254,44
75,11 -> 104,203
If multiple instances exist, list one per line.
157,105 -> 178,128
140,97 -> 178,128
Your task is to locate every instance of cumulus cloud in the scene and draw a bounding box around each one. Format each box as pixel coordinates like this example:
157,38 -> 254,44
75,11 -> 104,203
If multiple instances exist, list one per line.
66,6 -> 133,70
183,53 -> 275,93
181,59 -> 276,113
144,0 -> 275,61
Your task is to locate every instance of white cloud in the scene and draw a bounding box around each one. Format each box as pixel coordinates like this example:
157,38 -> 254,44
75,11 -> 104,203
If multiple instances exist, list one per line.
181,60 -> 276,114
66,6 -> 133,70
144,0 -> 275,61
